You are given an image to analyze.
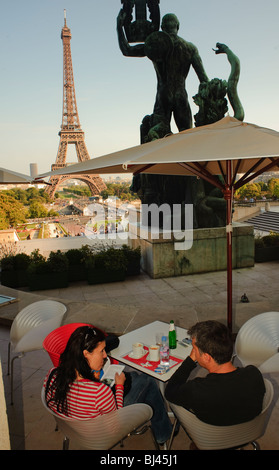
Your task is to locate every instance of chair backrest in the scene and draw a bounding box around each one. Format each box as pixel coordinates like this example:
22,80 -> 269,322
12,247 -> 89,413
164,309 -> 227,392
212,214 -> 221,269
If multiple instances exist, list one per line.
235,311 -> 279,368
10,301 -> 67,353
169,378 -> 274,450
259,352 -> 279,374
43,323 -> 95,367
41,388 -> 153,450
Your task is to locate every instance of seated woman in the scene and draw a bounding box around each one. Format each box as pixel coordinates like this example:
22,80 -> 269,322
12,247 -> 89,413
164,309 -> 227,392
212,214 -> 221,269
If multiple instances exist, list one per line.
44,325 -> 172,445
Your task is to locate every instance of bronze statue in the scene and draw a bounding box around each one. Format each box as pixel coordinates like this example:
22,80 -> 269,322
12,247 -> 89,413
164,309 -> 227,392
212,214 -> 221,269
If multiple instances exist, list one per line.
117,10 -> 209,136
194,43 -> 244,126
117,5 -> 243,230
120,0 -> 160,43
213,42 -> 244,121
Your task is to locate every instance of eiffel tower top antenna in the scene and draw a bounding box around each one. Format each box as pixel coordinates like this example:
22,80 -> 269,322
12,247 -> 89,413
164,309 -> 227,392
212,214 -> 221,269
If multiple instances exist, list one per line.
64,8 -> 67,26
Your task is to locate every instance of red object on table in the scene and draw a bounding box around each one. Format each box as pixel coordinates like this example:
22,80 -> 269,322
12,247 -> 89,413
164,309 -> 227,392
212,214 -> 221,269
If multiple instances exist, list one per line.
122,346 -> 183,372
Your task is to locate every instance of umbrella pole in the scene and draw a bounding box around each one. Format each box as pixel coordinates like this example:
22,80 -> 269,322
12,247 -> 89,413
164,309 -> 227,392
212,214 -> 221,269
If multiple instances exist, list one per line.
224,160 -> 233,332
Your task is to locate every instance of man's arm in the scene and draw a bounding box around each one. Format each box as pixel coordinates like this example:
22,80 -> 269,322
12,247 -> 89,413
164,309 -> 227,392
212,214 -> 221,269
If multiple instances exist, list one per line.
117,10 -> 146,58
164,355 -> 197,405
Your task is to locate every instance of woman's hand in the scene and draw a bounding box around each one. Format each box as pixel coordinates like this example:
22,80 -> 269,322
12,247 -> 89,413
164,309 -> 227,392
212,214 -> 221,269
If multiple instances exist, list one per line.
115,371 -> 126,386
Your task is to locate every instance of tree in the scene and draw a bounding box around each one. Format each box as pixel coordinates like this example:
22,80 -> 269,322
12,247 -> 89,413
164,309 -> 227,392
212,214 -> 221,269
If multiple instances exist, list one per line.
268,178 -> 279,198
0,193 -> 27,228
47,209 -> 59,217
272,181 -> 279,199
101,182 -> 137,201
235,183 -> 262,200
28,201 -> 48,218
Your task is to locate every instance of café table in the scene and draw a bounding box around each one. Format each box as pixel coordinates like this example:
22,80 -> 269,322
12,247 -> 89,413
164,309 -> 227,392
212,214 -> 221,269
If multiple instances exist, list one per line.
109,320 -> 192,384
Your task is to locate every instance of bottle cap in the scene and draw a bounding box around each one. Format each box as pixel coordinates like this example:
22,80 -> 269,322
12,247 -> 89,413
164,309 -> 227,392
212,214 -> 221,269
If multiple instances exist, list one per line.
162,336 -> 167,341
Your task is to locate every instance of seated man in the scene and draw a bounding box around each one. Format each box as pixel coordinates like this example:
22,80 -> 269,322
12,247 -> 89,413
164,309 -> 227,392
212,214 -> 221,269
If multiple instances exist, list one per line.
165,320 -> 266,426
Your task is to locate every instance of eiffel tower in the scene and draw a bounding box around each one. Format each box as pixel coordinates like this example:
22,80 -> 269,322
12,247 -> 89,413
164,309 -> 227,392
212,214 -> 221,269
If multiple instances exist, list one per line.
45,11 -> 106,199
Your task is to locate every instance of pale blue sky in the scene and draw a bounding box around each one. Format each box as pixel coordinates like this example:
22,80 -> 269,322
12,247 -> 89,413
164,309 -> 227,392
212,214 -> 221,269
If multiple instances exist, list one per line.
1,0 -> 279,176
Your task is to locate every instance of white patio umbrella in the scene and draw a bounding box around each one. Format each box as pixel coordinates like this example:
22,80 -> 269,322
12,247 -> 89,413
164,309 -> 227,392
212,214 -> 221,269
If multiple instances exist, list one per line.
38,116 -> 279,331
0,167 -> 48,185
0,168 -> 34,184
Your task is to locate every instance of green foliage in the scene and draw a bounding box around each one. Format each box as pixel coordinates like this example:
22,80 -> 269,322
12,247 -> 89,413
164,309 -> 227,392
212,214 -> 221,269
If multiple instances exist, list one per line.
4,187 -> 50,204
0,193 -> 27,228
0,255 -> 14,271
48,250 -> 69,272
0,187 -> 54,225
121,244 -> 141,275
65,248 -> 84,265
0,252 -> 31,271
121,244 -> 141,262
62,185 -> 91,197
261,233 -> 279,247
100,182 -> 137,201
268,178 -> 279,198
235,183 -> 262,199
0,244 -> 141,288
29,249 -> 46,263
234,178 -> 279,200
27,250 -> 69,275
47,208 -> 59,217
86,246 -> 128,272
255,232 -> 279,248
28,201 -> 48,218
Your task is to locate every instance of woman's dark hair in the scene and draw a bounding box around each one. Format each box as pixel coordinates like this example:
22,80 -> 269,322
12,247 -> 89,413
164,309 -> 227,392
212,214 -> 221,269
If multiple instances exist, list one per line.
45,325 -> 106,415
188,320 -> 233,364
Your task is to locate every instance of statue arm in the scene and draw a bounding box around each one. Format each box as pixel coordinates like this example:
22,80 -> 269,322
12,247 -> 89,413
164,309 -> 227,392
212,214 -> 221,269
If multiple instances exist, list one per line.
191,46 -> 209,83
117,10 -> 146,58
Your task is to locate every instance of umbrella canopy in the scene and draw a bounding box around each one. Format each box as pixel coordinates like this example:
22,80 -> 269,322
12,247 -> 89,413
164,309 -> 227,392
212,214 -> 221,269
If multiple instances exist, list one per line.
0,167 -> 34,184
38,117 -> 279,184
37,116 -> 279,331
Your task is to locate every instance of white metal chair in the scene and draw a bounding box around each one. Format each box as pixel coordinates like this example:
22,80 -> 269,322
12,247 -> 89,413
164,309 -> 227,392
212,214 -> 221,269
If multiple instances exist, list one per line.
41,388 -> 154,450
168,378 -> 274,450
8,300 -> 67,404
235,312 -> 279,373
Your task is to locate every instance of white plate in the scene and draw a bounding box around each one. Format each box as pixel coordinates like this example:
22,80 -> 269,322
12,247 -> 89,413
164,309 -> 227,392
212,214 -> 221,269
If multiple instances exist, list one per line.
128,351 -> 146,359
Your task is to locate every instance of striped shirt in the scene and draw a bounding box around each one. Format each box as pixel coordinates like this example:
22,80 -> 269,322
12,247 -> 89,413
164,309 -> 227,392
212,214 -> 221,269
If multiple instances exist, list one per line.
44,368 -> 124,419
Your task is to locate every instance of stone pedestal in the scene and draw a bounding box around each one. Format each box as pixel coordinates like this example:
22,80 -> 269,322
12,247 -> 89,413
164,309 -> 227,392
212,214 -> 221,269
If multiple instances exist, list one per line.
129,222 -> 254,279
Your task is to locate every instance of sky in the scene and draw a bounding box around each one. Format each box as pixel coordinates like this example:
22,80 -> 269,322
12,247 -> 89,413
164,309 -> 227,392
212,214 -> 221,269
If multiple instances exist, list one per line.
1,0 -> 279,177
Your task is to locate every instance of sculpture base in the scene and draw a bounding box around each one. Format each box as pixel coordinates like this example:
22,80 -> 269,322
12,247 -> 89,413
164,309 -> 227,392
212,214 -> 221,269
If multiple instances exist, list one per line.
129,222 -> 254,279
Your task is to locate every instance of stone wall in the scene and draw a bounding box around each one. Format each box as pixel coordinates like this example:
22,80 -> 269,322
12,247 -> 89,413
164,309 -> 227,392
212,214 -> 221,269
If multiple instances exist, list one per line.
130,222 -> 254,279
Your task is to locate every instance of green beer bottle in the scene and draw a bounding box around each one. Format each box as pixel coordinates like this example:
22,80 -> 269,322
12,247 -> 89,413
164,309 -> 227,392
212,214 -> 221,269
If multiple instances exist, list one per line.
169,320 -> 176,349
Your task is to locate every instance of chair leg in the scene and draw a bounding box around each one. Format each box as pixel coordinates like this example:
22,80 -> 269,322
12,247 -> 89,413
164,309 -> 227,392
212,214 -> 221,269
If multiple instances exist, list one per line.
251,441 -> 260,450
238,441 -> 260,450
7,342 -> 11,375
167,417 -> 178,450
131,425 -> 149,436
63,436 -> 70,450
10,353 -> 23,405
148,425 -> 160,450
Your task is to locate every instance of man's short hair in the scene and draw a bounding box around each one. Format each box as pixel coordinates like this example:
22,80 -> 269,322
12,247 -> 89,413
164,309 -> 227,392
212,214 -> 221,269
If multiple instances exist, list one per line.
188,320 -> 233,364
